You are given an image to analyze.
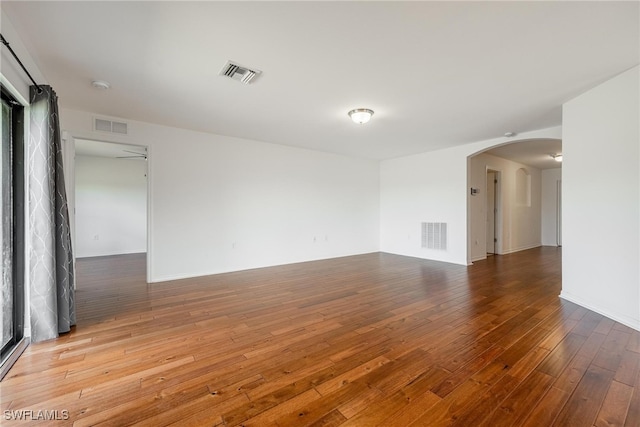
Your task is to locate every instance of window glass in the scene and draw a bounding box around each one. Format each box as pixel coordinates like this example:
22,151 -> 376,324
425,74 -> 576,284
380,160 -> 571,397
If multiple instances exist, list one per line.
1,97 -> 13,351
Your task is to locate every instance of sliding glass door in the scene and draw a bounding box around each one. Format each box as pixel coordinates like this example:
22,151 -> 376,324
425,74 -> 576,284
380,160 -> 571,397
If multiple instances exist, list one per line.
1,86 -> 25,371
1,95 -> 12,350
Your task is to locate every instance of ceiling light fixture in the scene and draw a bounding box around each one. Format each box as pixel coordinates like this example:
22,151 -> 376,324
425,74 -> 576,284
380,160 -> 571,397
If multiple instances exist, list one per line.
551,154 -> 563,162
504,132 -> 516,138
348,108 -> 374,124
91,80 -> 111,90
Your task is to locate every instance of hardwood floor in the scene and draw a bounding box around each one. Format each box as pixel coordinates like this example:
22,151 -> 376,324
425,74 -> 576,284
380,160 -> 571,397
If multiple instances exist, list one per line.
1,248 -> 639,426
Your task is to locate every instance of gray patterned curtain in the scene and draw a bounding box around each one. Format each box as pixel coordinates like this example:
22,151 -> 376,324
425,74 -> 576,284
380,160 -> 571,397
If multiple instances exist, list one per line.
28,85 -> 75,342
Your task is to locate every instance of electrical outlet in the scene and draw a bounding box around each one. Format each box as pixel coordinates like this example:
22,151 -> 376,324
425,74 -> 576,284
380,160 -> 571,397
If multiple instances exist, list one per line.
94,234 -> 99,241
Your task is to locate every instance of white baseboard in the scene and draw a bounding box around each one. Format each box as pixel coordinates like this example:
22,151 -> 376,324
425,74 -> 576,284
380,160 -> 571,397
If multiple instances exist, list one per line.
500,243 -> 542,255
560,291 -> 640,332
470,255 -> 487,263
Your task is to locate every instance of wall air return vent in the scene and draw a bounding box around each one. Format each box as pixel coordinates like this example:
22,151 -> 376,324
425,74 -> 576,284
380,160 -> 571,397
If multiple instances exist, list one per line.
219,61 -> 262,84
94,117 -> 128,135
421,222 -> 447,250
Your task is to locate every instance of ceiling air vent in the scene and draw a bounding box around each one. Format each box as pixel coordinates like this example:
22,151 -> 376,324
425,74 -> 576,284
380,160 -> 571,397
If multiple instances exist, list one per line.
94,117 -> 128,135
219,61 -> 261,84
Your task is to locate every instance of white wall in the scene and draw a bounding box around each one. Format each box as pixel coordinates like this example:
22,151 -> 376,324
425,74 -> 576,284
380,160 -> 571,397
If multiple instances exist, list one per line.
60,108 -> 380,282
380,126 -> 561,266
75,155 -> 147,258
562,65 -> 639,331
541,168 -> 562,246
380,146 -> 469,264
468,153 -> 542,262
0,14 -> 46,102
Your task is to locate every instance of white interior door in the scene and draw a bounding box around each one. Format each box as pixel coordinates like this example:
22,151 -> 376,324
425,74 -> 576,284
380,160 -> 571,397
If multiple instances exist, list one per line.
486,171 -> 496,254
557,179 -> 562,246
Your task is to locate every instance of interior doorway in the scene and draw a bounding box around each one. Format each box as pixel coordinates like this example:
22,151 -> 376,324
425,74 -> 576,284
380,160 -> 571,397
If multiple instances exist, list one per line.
67,137 -> 150,283
467,137 -> 562,265
556,179 -> 562,247
486,169 -> 499,255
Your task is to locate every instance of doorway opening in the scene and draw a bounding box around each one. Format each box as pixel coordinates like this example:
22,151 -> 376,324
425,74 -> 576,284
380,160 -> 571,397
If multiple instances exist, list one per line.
70,138 -> 150,284
466,137 -> 562,265
486,169 -> 499,256
556,179 -> 562,247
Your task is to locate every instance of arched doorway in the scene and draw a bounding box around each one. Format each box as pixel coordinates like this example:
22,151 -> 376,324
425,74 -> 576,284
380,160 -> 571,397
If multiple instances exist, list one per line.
467,138 -> 562,263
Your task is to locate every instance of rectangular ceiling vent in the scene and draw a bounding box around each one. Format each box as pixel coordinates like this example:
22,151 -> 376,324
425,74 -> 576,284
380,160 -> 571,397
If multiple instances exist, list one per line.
219,61 -> 262,85
421,222 -> 447,251
94,117 -> 128,135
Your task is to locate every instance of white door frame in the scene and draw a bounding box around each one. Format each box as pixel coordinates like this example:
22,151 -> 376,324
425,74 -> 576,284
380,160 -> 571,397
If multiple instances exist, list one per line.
62,133 -> 152,284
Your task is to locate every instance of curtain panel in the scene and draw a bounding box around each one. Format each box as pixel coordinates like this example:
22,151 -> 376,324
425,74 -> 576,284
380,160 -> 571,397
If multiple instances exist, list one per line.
28,85 -> 75,342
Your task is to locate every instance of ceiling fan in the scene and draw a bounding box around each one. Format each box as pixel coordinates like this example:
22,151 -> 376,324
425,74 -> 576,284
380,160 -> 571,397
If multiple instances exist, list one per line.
117,149 -> 147,160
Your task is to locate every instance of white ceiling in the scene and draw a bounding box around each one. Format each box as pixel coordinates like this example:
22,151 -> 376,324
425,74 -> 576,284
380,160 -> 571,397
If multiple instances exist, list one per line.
484,138 -> 562,170
3,1 -> 638,160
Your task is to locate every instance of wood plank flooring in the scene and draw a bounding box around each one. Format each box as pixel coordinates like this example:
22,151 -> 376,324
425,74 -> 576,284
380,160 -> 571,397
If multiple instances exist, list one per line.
1,248 -> 639,426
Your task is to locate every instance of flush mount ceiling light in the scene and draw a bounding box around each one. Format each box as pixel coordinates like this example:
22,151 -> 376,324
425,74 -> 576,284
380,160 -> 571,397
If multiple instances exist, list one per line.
504,131 -> 517,137
91,80 -> 110,90
551,154 -> 563,162
348,108 -> 374,124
